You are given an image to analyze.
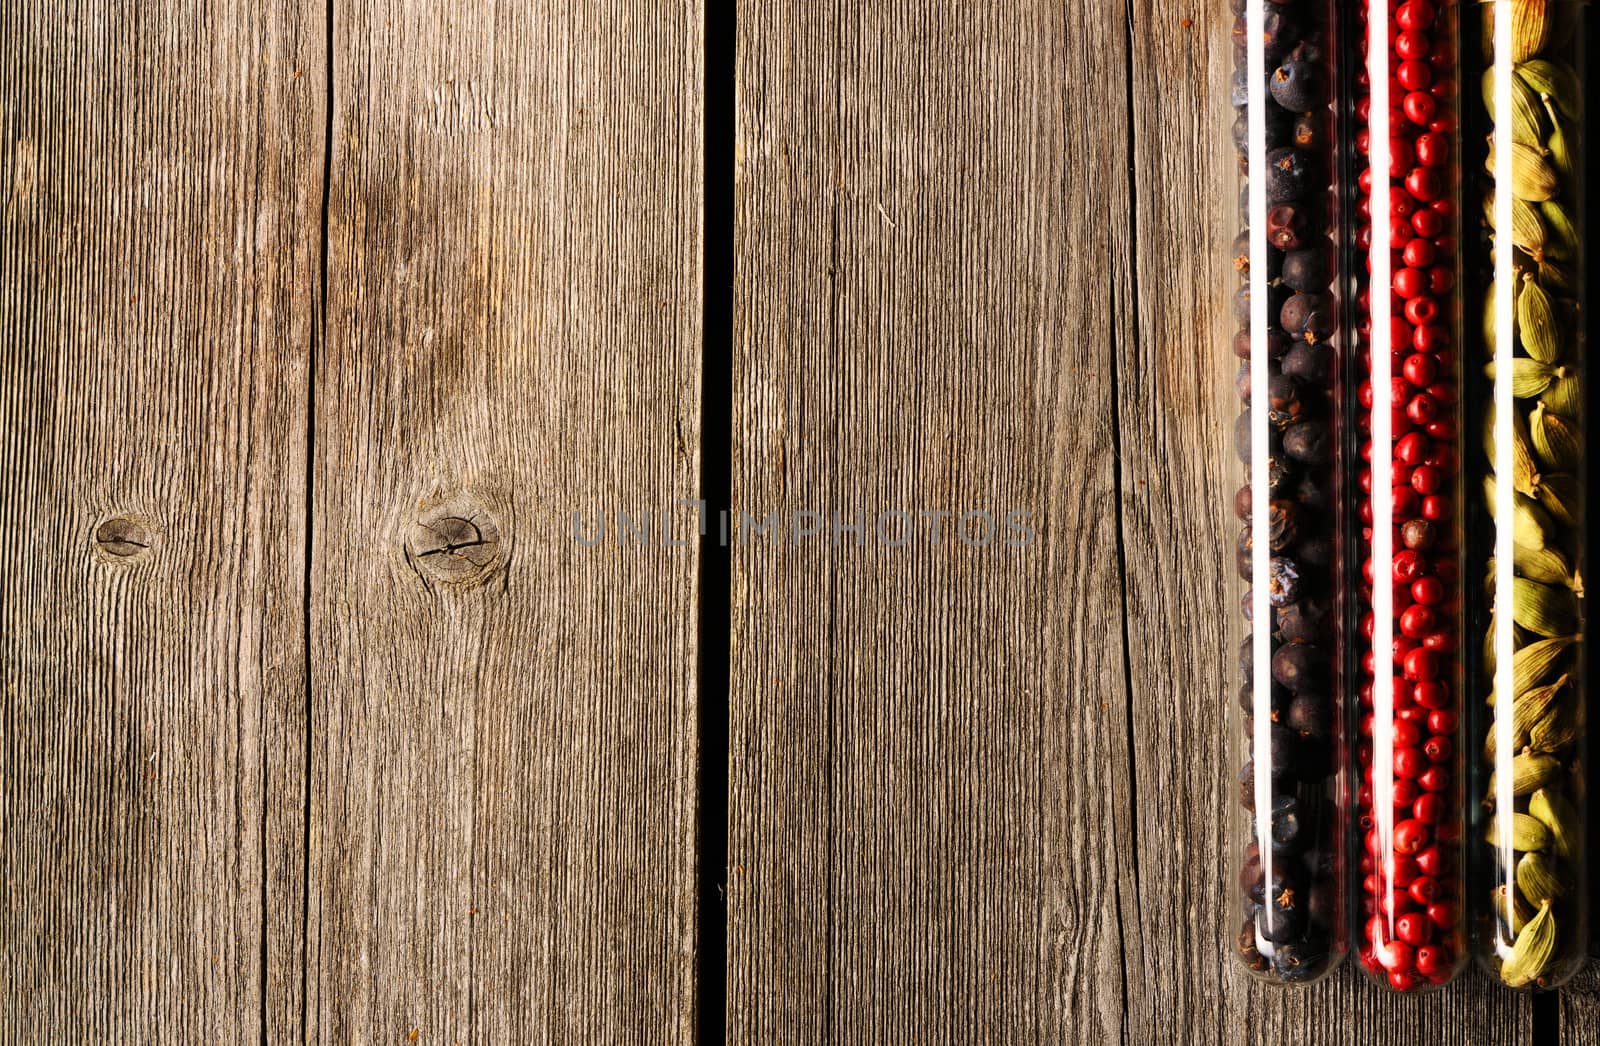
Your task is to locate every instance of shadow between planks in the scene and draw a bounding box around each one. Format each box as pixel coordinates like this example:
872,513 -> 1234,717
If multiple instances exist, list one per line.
0,2 -> 1596,1044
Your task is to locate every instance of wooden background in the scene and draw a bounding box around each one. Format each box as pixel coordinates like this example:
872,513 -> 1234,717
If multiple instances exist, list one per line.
1,2 -> 1594,1043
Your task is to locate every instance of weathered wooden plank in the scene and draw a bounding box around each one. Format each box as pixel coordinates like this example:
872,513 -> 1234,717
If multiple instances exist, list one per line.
309,2 -> 702,1042
728,2 -> 1133,1040
1118,4 -> 1534,1042
1562,964 -> 1600,1045
0,2 -> 320,1041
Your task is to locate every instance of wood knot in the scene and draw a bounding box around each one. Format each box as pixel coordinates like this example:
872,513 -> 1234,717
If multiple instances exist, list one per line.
93,515 -> 155,562
406,501 -> 503,586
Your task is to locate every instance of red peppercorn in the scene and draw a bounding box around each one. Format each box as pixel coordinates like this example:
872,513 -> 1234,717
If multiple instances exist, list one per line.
1392,777 -> 1420,807
1395,910 -> 1432,946
1395,30 -> 1428,60
1404,647 -> 1440,681
1424,418 -> 1456,439
1402,91 -> 1437,126
1365,827 -> 1384,858
1424,735 -> 1453,763
1397,1 -> 1436,31
1414,791 -> 1446,823
1410,465 -> 1442,494
1414,845 -> 1445,877
1399,604 -> 1435,638
1393,550 -> 1425,583
1380,889 -> 1411,919
1404,297 -> 1439,327
1412,682 -> 1449,711
1414,132 -> 1449,167
1394,267 -> 1428,299
1392,719 -> 1423,748
1422,630 -> 1456,653
1417,765 -> 1451,793
1389,136 -> 1417,177
1412,208 -> 1444,238
1406,393 -> 1440,426
1396,431 -> 1429,465
1389,970 -> 1421,992
1413,323 -> 1451,353
1405,166 -> 1443,201
1397,60 -> 1433,92
1395,746 -> 1428,779
1402,239 -> 1437,269
1380,939 -> 1417,973
1380,853 -> 1416,887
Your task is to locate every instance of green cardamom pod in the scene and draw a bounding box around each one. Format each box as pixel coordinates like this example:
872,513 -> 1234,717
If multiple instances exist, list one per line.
1483,280 -> 1500,349
1485,403 -> 1544,494
1517,58 -> 1582,121
1487,673 -> 1568,759
1516,849 -> 1568,902
1512,544 -> 1572,585
1485,477 -> 1558,551
1499,899 -> 1556,988
1540,202 -> 1579,260
1513,0 -> 1553,62
1514,199 -> 1549,261
1541,373 -> 1582,418
1512,575 -> 1579,636
1536,93 -> 1575,181
1482,66 -> 1547,144
1537,259 -> 1576,297
1494,883 -> 1537,935
1483,611 -> 1504,676
1528,788 -> 1580,861
1515,488 -> 1555,550
1482,357 -> 1556,398
1489,634 -> 1578,705
1529,404 -> 1581,471
1484,193 -> 1550,261
1516,276 -> 1562,364
1485,141 -> 1560,201
1530,694 -> 1582,753
1487,811 -> 1553,854
1535,472 -> 1579,528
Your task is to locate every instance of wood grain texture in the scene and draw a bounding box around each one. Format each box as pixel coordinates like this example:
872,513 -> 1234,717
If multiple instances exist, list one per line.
309,1 -> 702,1042
0,1 -> 320,1042
728,2 -> 1134,1040
1563,964 -> 1600,1045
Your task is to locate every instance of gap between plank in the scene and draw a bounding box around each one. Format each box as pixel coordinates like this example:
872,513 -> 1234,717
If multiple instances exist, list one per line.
1112,4 -> 1145,1044
301,2 -> 334,1043
697,0 -> 735,1042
